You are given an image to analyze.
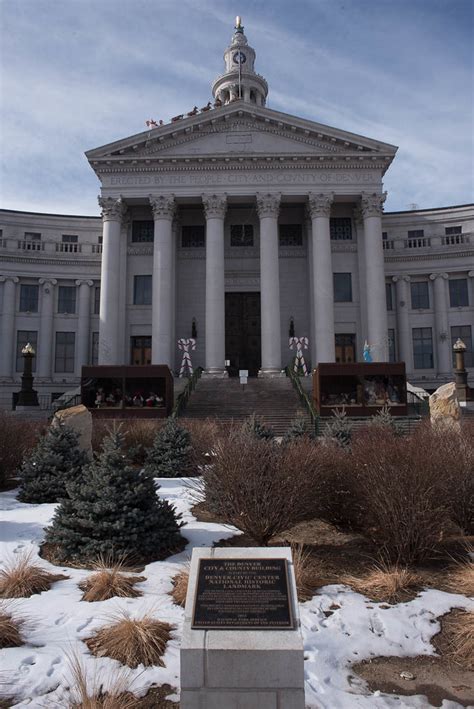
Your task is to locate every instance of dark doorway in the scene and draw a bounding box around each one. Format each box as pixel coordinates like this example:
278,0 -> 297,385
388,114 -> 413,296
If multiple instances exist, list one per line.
131,336 -> 151,365
225,292 -> 261,376
335,334 -> 356,363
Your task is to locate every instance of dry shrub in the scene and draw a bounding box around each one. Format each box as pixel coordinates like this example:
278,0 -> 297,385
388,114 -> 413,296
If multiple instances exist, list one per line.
444,610 -> 474,670
436,425 -> 474,535
0,412 -> 43,489
79,558 -> 146,602
292,544 -> 318,602
91,419 -> 111,454
67,651 -> 136,709
343,563 -> 422,603
181,418 -> 224,470
85,611 -> 173,668
170,567 -> 189,607
123,420 -> 163,464
447,554 -> 474,597
0,552 -> 69,598
0,603 -> 24,648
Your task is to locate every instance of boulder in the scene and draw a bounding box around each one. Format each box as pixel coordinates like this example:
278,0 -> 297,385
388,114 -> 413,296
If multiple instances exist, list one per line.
52,404 -> 93,459
429,382 -> 461,432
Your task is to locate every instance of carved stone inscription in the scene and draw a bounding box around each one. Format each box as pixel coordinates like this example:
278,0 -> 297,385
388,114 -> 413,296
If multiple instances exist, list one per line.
192,558 -> 293,629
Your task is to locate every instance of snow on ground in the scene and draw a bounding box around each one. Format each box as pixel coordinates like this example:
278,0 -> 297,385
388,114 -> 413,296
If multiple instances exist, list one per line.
0,479 -> 472,708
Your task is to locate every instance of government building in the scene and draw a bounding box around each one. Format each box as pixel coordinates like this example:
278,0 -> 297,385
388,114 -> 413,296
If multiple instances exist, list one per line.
1,19 -> 473,409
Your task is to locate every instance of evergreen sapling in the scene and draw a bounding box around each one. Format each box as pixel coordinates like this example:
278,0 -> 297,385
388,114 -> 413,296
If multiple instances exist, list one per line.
240,413 -> 274,440
322,408 -> 353,448
144,418 -> 194,477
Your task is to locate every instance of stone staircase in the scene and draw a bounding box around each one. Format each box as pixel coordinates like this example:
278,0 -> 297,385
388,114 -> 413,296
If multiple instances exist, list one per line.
181,376 -> 311,436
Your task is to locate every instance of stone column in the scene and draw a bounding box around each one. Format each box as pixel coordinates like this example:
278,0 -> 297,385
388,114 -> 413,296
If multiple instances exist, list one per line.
306,215 -> 316,366
392,276 -> 412,371
171,216 -> 180,372
430,272 -> 451,375
75,279 -> 94,375
308,193 -> 335,364
37,278 -> 57,378
149,194 -> 176,366
0,276 -> 19,378
98,196 -> 127,364
361,191 -> 389,361
202,194 -> 227,376
257,192 -> 282,375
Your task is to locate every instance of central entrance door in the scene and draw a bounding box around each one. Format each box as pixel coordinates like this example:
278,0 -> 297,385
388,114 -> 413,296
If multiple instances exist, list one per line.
225,292 -> 261,377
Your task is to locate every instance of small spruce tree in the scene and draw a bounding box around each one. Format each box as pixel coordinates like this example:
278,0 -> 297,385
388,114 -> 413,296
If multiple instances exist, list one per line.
17,423 -> 87,503
322,408 -> 353,448
368,404 -> 401,435
144,418 -> 194,477
282,415 -> 311,445
241,414 -> 274,440
45,428 -> 183,563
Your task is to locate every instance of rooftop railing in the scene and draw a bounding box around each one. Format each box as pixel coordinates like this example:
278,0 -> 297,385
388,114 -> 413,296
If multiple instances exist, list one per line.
0,238 -> 102,256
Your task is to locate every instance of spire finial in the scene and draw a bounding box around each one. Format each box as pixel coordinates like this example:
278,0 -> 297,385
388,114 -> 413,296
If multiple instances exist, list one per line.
234,15 -> 244,33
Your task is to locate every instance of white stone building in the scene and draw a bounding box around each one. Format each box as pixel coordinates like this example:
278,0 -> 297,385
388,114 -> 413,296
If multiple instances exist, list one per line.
1,20 -> 473,409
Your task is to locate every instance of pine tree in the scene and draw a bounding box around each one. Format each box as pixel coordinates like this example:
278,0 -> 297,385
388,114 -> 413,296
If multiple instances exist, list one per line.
241,413 -> 274,440
143,418 -> 194,477
368,404 -> 401,435
17,423 -> 87,503
45,428 -> 183,563
282,415 -> 311,444
322,408 -> 353,448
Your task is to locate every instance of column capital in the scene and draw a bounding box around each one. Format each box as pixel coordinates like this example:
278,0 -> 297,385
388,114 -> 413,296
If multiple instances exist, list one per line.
307,192 -> 334,218
352,205 -> 364,224
360,191 -> 387,218
256,192 -> 281,218
467,271 -> 474,278
75,279 -> 94,287
149,194 -> 176,220
429,272 -> 449,281
392,275 -> 411,283
38,278 -> 57,289
0,275 -> 19,284
98,196 -> 127,221
202,193 -> 227,219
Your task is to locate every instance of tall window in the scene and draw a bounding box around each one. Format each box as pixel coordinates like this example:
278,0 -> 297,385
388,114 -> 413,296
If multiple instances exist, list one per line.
91,331 -> 99,365
279,224 -> 302,246
94,286 -> 100,314
230,224 -> 254,247
410,281 -> 429,309
451,326 -> 473,367
133,275 -> 152,305
386,282 -> 393,311
407,229 -> 424,239
330,218 -> 352,240
333,273 -> 352,302
412,327 -> 433,369
182,225 -> 205,247
62,234 -> 78,243
131,336 -> 151,365
16,331 -> 37,372
24,231 -> 41,242
58,285 -> 76,314
388,329 -> 397,363
19,284 -> 39,312
449,278 -> 469,307
55,332 -> 75,373
445,226 -> 462,235
335,334 -> 356,363
132,220 -> 154,242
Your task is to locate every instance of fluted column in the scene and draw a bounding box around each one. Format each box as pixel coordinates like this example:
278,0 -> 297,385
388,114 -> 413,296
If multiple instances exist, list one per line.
0,276 -> 19,378
37,278 -> 57,378
149,194 -> 176,366
392,276 -> 412,371
361,191 -> 389,361
75,279 -> 94,375
430,272 -> 451,375
98,196 -> 127,364
306,215 -> 316,366
308,193 -> 335,364
257,193 -> 282,375
202,194 -> 227,375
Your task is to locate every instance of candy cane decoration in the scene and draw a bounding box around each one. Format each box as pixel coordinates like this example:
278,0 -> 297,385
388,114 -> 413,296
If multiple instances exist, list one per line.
178,338 -> 196,377
289,336 -> 309,376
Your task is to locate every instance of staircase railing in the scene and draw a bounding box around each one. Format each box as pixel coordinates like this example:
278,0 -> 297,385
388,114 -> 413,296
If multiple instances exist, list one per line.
171,367 -> 203,418
285,365 -> 319,435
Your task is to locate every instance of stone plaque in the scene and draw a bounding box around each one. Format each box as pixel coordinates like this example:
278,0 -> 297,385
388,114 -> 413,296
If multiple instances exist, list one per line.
191,557 -> 294,629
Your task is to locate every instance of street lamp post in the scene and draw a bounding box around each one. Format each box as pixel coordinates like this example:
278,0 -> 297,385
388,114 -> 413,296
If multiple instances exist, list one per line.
452,338 -> 468,402
16,343 -> 39,408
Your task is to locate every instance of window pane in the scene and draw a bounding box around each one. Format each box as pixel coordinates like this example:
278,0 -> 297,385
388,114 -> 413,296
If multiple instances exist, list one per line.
386,283 -> 393,311
279,224 -> 302,246
445,226 -> 462,235
62,234 -> 78,243
94,286 -> 100,314
58,286 -> 76,314
24,232 -> 41,241
451,326 -> 473,367
133,275 -> 152,305
410,282 -> 429,309
55,332 -> 75,372
19,284 -> 39,312
412,327 -> 433,369
230,224 -> 254,247
16,331 -> 37,372
407,229 -> 424,239
388,329 -> 396,363
333,273 -> 352,302
330,218 -> 352,241
91,332 -> 99,365
182,225 -> 205,247
132,220 -> 154,243
449,279 -> 469,307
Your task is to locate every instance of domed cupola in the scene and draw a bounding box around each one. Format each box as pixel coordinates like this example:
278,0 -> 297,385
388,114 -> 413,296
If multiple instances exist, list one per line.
212,17 -> 268,106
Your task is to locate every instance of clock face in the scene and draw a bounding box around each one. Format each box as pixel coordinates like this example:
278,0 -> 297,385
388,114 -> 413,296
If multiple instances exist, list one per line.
232,50 -> 246,65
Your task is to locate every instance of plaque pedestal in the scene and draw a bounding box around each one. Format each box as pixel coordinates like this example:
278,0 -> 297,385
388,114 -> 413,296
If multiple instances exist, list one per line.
180,547 -> 305,709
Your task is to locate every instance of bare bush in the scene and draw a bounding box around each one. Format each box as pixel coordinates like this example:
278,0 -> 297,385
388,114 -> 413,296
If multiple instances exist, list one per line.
0,412 -> 43,489
180,418 -> 224,470
79,557 -> 145,602
0,552 -> 69,598
343,563 -> 422,603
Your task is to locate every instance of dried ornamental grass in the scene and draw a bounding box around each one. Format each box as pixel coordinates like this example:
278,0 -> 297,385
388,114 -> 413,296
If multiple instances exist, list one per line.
0,604 -> 25,648
85,611 -> 174,668
79,558 -> 145,602
444,610 -> 474,671
170,567 -> 189,607
0,552 -> 69,598
343,564 -> 422,603
67,651 -> 136,709
291,544 -> 318,602
447,555 -> 474,598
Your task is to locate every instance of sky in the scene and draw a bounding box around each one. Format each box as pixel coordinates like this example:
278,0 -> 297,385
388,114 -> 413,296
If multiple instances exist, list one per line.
0,0 -> 473,215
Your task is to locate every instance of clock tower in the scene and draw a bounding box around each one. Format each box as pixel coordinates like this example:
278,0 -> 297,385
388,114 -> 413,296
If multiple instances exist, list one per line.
212,16 -> 268,106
